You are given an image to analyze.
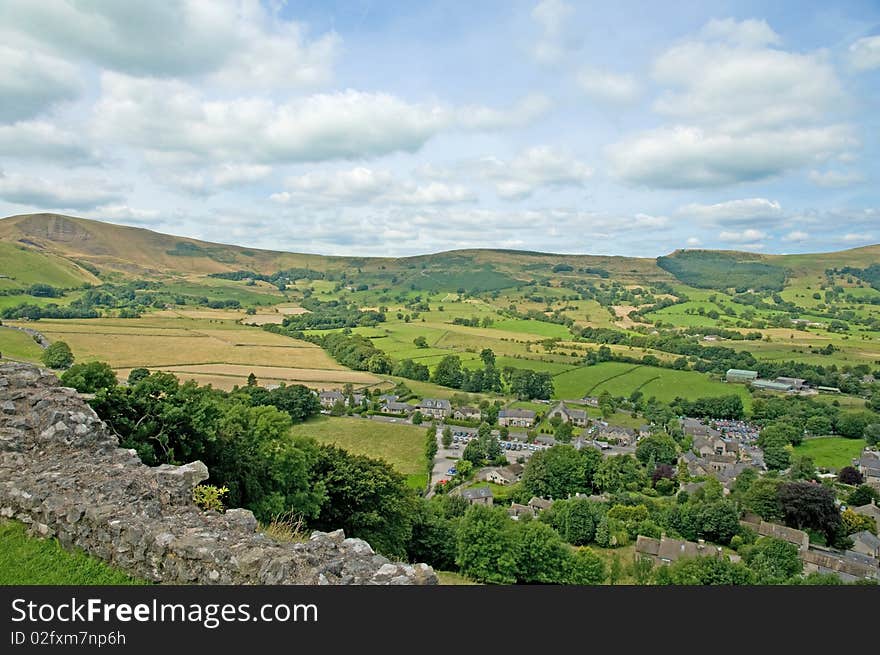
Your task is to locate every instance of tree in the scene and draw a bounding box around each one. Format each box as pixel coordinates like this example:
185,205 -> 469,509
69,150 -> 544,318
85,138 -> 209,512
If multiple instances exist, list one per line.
246,372 -> 257,387
789,455 -> 816,481
837,466 -> 863,486
554,421 -> 573,443
865,423 -> 880,447
41,341 -> 74,369
777,481 -> 842,544
664,556 -> 755,585
847,484 -> 880,507
432,355 -> 464,388
455,505 -> 516,584
461,439 -> 485,466
425,425 -> 438,462
565,548 -> 606,584
744,477 -> 784,521
511,520 -> 570,583
411,410 -> 423,425
740,537 -> 802,584
59,361 -> 117,393
521,445 -> 601,499
837,412 -> 873,439
805,415 -> 832,436
310,443 -> 417,558
127,367 -> 150,384
540,497 -> 598,545
407,501 -> 457,571
629,555 -> 654,585
594,455 -> 645,493
841,509 -> 877,536
635,433 -> 678,466
413,336 -> 429,349
441,426 -> 453,448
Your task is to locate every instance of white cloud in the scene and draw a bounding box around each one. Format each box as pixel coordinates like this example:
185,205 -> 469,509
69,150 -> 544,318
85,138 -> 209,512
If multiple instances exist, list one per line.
0,121 -> 97,163
678,198 -> 782,225
0,170 -> 124,209
808,169 -> 865,188
271,167 -> 474,206
93,74 -> 548,167
652,25 -> 841,133
531,0 -> 577,64
686,237 -> 702,246
608,124 -> 854,188
719,228 -> 766,243
0,45 -> 82,122
577,68 -> 640,105
841,232 -> 874,243
0,0 -> 337,89
849,35 -> 880,71
782,230 -> 809,242
91,204 -> 161,225
699,18 -> 780,47
608,19 -> 852,188
476,147 -> 593,199
212,164 -> 273,188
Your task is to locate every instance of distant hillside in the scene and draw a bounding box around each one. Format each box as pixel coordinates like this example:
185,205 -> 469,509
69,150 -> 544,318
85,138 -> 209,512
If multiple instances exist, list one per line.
0,213 -> 876,290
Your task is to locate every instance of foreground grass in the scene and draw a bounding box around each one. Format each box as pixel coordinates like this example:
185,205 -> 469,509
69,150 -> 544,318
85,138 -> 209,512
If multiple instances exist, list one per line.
792,437 -> 866,470
289,415 -> 425,476
435,570 -> 480,585
0,520 -> 146,585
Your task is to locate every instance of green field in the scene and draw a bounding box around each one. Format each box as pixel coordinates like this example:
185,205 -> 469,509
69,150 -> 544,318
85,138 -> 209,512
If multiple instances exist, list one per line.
551,362 -> 752,407
792,437 -> 866,470
288,415 -> 426,477
0,520 -> 146,585
491,318 -> 571,338
0,327 -> 44,361
0,242 -> 96,290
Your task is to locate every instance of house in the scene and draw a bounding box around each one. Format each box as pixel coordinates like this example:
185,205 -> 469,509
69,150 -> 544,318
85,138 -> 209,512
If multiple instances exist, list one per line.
598,425 -> 638,446
856,451 -> 880,491
740,518 -> 810,551
418,398 -> 452,419
693,435 -> 738,458
800,546 -> 879,582
635,535 -> 723,565
547,401 -> 589,427
458,486 -> 493,506
498,408 -> 536,428
850,531 -> 880,559
508,503 -> 536,520
378,394 -> 399,404
453,406 -> 481,421
528,497 -> 554,512
534,435 -> 556,447
816,386 -> 841,394
318,390 -> 345,408
775,377 -> 808,391
486,463 -> 524,485
381,401 -> 413,415
851,501 -> 880,526
582,396 -> 600,407
726,368 -> 758,383
680,417 -> 721,439
638,425 -> 653,439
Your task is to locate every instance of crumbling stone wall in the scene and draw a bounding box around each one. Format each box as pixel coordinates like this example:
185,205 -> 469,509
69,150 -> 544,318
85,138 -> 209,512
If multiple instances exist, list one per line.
0,362 -> 436,585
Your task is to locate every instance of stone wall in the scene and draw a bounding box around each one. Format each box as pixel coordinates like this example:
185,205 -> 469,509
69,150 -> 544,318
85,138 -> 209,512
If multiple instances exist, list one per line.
0,362 -> 436,585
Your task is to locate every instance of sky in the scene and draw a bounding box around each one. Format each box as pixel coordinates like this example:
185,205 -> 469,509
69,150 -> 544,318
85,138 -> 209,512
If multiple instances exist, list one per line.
0,0 -> 878,257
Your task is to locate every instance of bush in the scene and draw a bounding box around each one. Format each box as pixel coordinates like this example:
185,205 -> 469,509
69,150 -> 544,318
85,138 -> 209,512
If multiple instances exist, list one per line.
40,341 -> 74,370
192,484 -> 229,512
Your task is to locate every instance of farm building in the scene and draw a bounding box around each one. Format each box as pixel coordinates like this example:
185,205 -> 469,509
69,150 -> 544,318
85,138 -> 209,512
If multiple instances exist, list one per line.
726,369 -> 758,383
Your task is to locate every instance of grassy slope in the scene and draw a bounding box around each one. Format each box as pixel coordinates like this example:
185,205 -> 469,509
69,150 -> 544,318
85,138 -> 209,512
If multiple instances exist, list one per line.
551,361 -> 752,408
288,415 -> 426,478
791,437 -> 866,470
0,520 -> 146,585
0,241 -> 97,289
0,327 -> 44,361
